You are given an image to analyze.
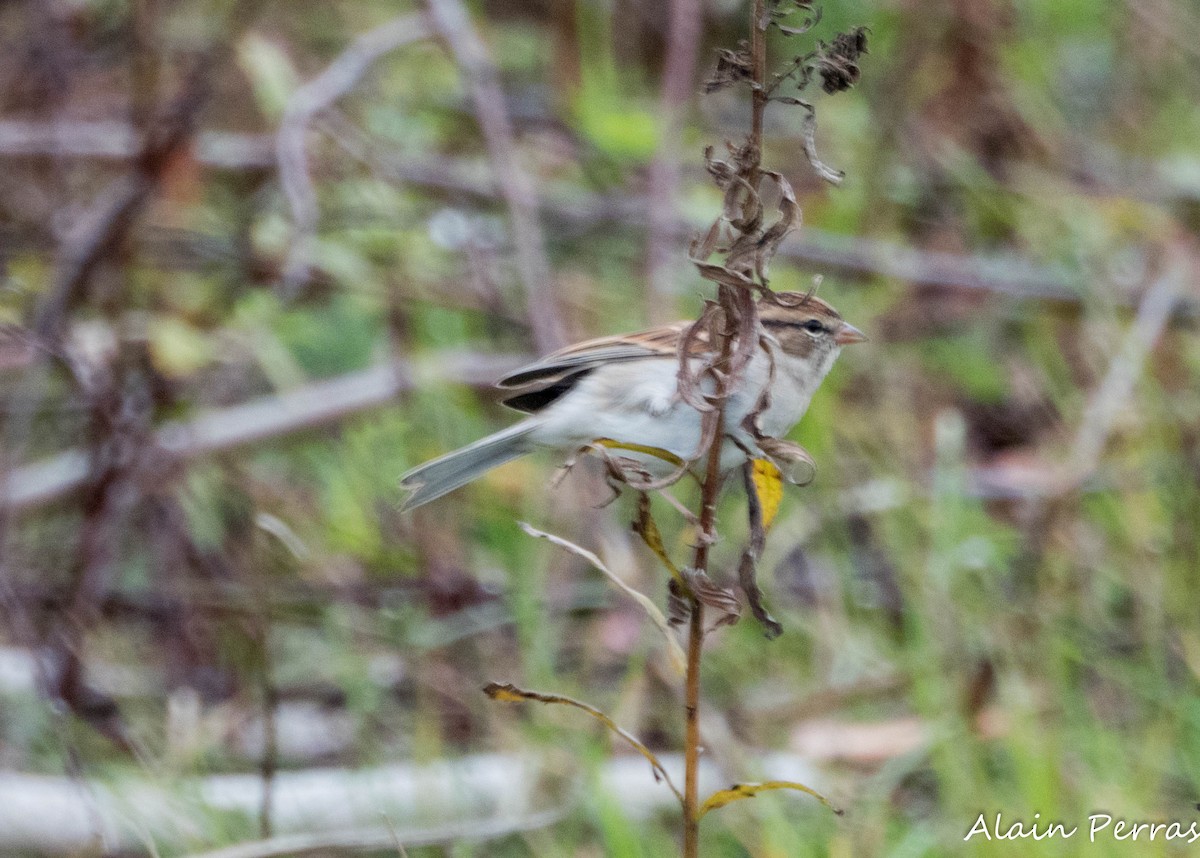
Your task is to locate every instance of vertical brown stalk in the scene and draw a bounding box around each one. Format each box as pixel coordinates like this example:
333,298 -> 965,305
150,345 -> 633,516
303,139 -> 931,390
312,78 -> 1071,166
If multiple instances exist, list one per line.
683,376 -> 729,855
681,590 -> 704,856
749,0 -> 768,172
682,3 -> 768,854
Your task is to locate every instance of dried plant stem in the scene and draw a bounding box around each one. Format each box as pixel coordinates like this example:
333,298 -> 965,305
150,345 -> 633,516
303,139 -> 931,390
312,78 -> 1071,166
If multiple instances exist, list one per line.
682,594 -> 704,857
682,2 -> 771,853
683,317 -> 739,855
425,0 -> 565,353
749,0 -> 768,168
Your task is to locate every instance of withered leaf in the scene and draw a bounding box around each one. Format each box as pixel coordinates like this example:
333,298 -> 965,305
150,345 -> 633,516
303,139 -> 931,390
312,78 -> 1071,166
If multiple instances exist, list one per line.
755,171 -> 802,281
632,493 -> 685,584
772,1 -> 821,37
756,436 -> 817,486
693,262 -> 756,290
737,551 -> 781,638
704,45 -> 754,93
675,302 -> 722,412
519,522 -> 687,673
667,578 -> 690,627
684,568 -> 742,629
740,462 -> 783,638
817,27 -> 869,94
699,780 -> 842,818
801,111 -> 844,185
483,682 -> 683,805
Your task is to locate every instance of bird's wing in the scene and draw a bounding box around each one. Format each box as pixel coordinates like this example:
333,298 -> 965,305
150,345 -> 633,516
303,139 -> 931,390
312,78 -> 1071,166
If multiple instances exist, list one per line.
497,320 -> 711,413
497,321 -> 697,389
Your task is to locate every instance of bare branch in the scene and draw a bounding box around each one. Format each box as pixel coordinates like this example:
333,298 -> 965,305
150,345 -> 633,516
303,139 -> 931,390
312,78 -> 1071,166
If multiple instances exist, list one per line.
6,121 -> 1195,315
1063,243 -> 1191,486
276,15 -> 432,294
423,0 -> 565,352
1,352 -> 528,514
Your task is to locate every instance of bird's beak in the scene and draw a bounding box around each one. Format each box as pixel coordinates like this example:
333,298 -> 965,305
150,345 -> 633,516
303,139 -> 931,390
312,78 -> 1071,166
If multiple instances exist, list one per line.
835,322 -> 867,346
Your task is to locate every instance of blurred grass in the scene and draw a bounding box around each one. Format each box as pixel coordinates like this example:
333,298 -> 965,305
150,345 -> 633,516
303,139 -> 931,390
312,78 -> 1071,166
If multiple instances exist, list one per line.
1,0 -> 1199,855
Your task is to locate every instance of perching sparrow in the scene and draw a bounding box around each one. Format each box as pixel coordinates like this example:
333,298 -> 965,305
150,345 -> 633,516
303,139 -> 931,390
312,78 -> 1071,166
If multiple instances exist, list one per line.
400,292 -> 865,510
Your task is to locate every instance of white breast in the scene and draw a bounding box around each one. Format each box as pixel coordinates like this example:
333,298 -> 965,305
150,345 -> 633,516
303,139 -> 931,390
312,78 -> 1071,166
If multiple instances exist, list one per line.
528,338 -> 837,475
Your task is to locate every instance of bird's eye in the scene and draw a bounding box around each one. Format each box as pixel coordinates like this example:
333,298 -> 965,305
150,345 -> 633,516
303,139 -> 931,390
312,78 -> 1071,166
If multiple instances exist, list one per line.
802,319 -> 826,334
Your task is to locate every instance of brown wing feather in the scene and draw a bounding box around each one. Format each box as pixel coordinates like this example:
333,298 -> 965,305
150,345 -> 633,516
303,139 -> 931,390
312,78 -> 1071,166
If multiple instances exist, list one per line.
496,320 -> 696,389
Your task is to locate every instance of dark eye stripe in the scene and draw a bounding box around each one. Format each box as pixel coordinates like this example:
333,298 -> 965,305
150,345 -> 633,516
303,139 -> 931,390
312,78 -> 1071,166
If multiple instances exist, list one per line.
762,318 -> 826,332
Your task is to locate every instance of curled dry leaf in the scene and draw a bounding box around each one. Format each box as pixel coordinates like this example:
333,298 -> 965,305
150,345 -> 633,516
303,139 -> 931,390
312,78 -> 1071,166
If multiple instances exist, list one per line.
704,44 -> 754,93
595,438 -> 685,468
740,461 -> 783,638
589,442 -> 693,494
666,578 -> 690,628
683,568 -> 742,629
775,9 -> 822,37
817,27 -> 869,94
801,111 -> 845,185
756,436 -> 817,486
717,288 -> 762,406
693,262 -> 757,291
690,219 -> 724,263
483,683 -> 683,805
519,522 -> 687,674
737,552 -> 781,638
675,301 -> 723,412
755,171 -> 802,283
698,779 -> 842,818
735,335 -> 778,452
724,231 -> 761,276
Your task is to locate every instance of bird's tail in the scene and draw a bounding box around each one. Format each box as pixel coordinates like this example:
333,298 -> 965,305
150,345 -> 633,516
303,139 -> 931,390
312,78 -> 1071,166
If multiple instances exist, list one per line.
400,421 -> 538,511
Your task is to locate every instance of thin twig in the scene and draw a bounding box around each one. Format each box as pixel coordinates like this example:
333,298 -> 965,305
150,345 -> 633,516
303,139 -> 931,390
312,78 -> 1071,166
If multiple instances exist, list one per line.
423,0 -> 565,353
1,352 -> 528,514
682,590 -> 705,857
276,15 -> 432,295
7,121 -> 1197,314
1062,243 -> 1191,487
683,2 -> 771,852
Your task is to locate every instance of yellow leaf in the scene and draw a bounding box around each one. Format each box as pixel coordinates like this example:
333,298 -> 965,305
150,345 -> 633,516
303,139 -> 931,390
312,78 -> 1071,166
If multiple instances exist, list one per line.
699,780 -> 842,819
750,458 -> 783,530
632,495 -> 685,585
595,437 -> 685,467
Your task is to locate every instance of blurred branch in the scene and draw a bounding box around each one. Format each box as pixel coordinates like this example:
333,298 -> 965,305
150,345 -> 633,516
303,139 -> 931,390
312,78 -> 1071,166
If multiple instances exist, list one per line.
423,0 -> 565,352
0,120 -> 277,169
276,15 -> 432,295
182,811 -> 565,858
644,0 -> 703,324
4,0 -> 268,748
1063,243 -> 1191,485
29,0 -> 266,346
28,85 -> 209,348
1,352 -> 528,514
5,119 -> 1197,316
0,748 -> 820,854
0,755 -> 561,854
0,751 -> 822,854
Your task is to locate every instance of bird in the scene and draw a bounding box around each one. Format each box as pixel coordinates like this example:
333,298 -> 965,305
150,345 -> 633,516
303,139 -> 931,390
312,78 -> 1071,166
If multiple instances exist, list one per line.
399,292 -> 865,511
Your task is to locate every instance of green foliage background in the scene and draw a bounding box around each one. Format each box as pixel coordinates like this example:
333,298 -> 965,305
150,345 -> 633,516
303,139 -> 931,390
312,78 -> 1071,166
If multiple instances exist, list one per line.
1,0 -> 1199,855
